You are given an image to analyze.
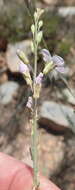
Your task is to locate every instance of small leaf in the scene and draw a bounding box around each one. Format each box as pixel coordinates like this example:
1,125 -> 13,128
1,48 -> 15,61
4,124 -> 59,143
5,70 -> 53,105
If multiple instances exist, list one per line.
37,31 -> 43,44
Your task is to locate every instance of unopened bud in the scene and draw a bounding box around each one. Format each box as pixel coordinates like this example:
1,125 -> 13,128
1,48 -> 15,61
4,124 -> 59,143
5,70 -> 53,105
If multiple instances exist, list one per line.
36,8 -> 44,19
37,31 -> 43,44
33,73 -> 43,99
38,20 -> 43,30
35,72 -> 43,84
19,62 -> 29,73
19,62 -> 32,88
34,8 -> 44,21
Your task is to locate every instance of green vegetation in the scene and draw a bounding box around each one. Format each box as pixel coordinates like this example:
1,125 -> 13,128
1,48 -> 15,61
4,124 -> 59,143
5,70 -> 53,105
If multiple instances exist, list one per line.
43,13 -> 61,36
0,3 -> 32,42
58,40 -> 71,57
42,11 -> 62,52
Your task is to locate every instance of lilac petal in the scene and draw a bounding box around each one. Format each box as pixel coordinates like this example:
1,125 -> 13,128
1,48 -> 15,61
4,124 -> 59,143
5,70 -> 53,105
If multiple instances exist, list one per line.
35,72 -> 43,84
19,62 -> 29,73
41,49 -> 52,62
55,66 -> 65,73
52,55 -> 64,66
26,96 -> 32,109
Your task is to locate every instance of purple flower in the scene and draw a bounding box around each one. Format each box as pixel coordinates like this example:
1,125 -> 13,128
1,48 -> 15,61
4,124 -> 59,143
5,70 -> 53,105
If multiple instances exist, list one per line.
18,61 -> 32,88
19,62 -> 29,73
35,72 -> 43,84
41,49 -> 65,73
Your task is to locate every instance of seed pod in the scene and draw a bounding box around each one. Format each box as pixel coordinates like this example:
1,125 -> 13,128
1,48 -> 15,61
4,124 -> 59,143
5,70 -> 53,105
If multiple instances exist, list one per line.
17,49 -> 29,65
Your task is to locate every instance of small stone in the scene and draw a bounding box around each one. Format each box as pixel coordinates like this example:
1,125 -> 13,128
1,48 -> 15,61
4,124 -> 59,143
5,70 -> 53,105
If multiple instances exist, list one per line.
39,101 -> 75,132
58,7 -> 75,17
0,81 -> 19,105
6,40 -> 32,72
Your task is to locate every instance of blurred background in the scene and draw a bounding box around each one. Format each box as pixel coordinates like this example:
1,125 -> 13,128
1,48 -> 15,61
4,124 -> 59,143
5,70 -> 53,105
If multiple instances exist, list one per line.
0,0 -> 75,189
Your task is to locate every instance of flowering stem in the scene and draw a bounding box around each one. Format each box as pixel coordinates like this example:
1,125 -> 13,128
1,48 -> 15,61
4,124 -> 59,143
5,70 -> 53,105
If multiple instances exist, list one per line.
31,17 -> 39,188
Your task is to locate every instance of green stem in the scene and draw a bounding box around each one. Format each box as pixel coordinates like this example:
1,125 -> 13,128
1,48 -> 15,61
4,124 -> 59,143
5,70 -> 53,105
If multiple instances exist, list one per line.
32,103 -> 38,187
32,18 -> 39,188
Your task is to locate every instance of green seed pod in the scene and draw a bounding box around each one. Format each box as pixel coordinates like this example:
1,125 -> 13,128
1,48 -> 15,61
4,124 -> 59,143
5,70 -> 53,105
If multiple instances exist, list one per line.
33,83 -> 42,99
38,20 -> 43,30
31,24 -> 35,36
17,49 -> 29,64
37,31 -> 43,44
23,71 -> 32,89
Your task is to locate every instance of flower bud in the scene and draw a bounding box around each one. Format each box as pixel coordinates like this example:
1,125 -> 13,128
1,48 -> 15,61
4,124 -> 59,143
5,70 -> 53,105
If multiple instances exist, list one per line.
19,62 -> 28,73
33,73 -> 43,99
37,31 -> 43,44
19,62 -> 32,88
36,8 -> 44,19
34,8 -> 44,21
38,20 -> 43,30
26,96 -> 33,109
35,72 -> 43,84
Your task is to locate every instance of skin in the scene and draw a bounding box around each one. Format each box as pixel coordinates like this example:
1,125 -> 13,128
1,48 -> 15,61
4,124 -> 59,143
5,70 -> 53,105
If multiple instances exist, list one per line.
0,152 -> 61,190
